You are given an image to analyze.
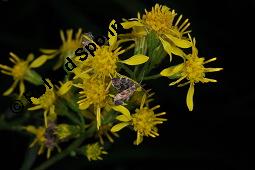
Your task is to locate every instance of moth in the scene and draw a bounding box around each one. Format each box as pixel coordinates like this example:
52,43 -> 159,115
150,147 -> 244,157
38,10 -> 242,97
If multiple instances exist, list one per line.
81,32 -> 94,50
111,77 -> 137,105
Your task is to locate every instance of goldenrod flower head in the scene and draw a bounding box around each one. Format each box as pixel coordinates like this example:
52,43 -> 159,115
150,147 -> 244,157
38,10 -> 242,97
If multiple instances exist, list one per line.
40,28 -> 83,70
91,46 -> 119,77
56,80 -> 73,96
25,124 -> 59,159
111,94 -> 167,145
97,124 -> 119,144
74,20 -> 149,79
25,125 -> 46,147
142,4 -> 176,34
60,29 -> 82,52
28,79 -> 56,127
121,4 -> 192,59
160,36 -> 223,111
0,52 -> 45,97
85,143 -> 107,161
55,124 -> 80,140
76,76 -> 109,129
77,76 -> 108,109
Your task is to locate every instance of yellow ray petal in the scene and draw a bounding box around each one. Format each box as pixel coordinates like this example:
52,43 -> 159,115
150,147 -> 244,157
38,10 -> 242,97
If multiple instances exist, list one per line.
204,57 -> 217,64
160,63 -> 184,77
96,107 -> 101,129
108,19 -> 118,47
169,76 -> 186,86
66,29 -> 73,42
120,54 -> 149,65
26,53 -> 34,62
112,105 -> 131,118
203,78 -> 218,83
57,81 -> 72,96
1,70 -> 12,76
165,33 -> 192,48
30,55 -> 48,68
3,80 -> 19,96
60,30 -> 66,43
205,68 -> 223,72
44,110 -> 48,127
116,115 -> 132,122
9,52 -> 20,62
31,97 -> 40,104
159,37 -> 185,58
0,64 -> 12,71
140,94 -> 146,109
19,80 -> 25,97
135,132 -> 143,145
75,28 -> 82,40
186,83 -> 194,111
111,122 -> 129,132
79,100 -> 92,110
121,21 -> 144,29
25,125 -> 37,134
40,49 -> 58,54
28,105 -> 43,111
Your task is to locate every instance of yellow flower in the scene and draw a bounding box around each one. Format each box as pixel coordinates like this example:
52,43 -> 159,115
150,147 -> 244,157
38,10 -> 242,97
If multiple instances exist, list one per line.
40,28 -> 83,70
97,124 -> 119,144
76,75 -> 109,130
85,143 -> 107,161
111,94 -> 167,145
160,36 -> 223,111
73,20 -> 149,79
0,52 -> 46,97
55,124 -> 80,140
28,79 -> 56,127
25,124 -> 60,159
28,79 -> 72,126
121,4 -> 192,59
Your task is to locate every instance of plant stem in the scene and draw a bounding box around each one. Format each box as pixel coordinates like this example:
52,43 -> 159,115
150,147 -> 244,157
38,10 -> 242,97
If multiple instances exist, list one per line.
33,125 -> 96,170
143,74 -> 161,80
120,64 -> 133,77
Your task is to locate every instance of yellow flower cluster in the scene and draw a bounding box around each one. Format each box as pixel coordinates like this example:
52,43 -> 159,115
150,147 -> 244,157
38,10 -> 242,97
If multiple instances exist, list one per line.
121,4 -> 223,111
0,3 -> 222,164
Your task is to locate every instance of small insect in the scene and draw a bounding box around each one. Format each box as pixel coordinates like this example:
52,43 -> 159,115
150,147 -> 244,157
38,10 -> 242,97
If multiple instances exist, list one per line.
111,77 -> 138,105
82,32 -> 108,48
81,32 -> 94,50
44,122 -> 57,149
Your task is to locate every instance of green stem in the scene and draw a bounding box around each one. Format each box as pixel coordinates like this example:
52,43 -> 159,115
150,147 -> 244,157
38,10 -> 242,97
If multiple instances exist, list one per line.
120,64 -> 133,77
143,74 -> 161,80
56,100 -> 80,124
33,125 -> 96,170
133,66 -> 139,80
0,124 -> 23,131
78,112 -> 85,131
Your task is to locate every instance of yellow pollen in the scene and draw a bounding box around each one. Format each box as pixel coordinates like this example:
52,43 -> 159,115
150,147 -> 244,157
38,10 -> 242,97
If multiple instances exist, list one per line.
91,46 -> 118,77
86,143 -> 107,161
142,5 -> 176,34
39,90 -> 56,109
82,78 -> 107,107
132,108 -> 157,136
183,56 -> 205,82
12,61 -> 29,79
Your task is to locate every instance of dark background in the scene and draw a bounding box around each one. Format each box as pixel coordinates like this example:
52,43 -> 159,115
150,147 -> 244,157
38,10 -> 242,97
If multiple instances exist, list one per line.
0,0 -> 255,169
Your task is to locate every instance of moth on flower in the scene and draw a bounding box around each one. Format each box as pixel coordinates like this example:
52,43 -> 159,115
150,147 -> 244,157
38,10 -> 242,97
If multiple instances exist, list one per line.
111,74 -> 142,105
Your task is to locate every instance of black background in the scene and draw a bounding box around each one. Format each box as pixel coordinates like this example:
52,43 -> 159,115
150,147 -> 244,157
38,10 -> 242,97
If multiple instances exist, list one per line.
0,0 -> 255,169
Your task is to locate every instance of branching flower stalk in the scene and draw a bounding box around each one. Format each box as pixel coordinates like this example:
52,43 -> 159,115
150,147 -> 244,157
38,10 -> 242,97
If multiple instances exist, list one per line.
0,3 -> 222,169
